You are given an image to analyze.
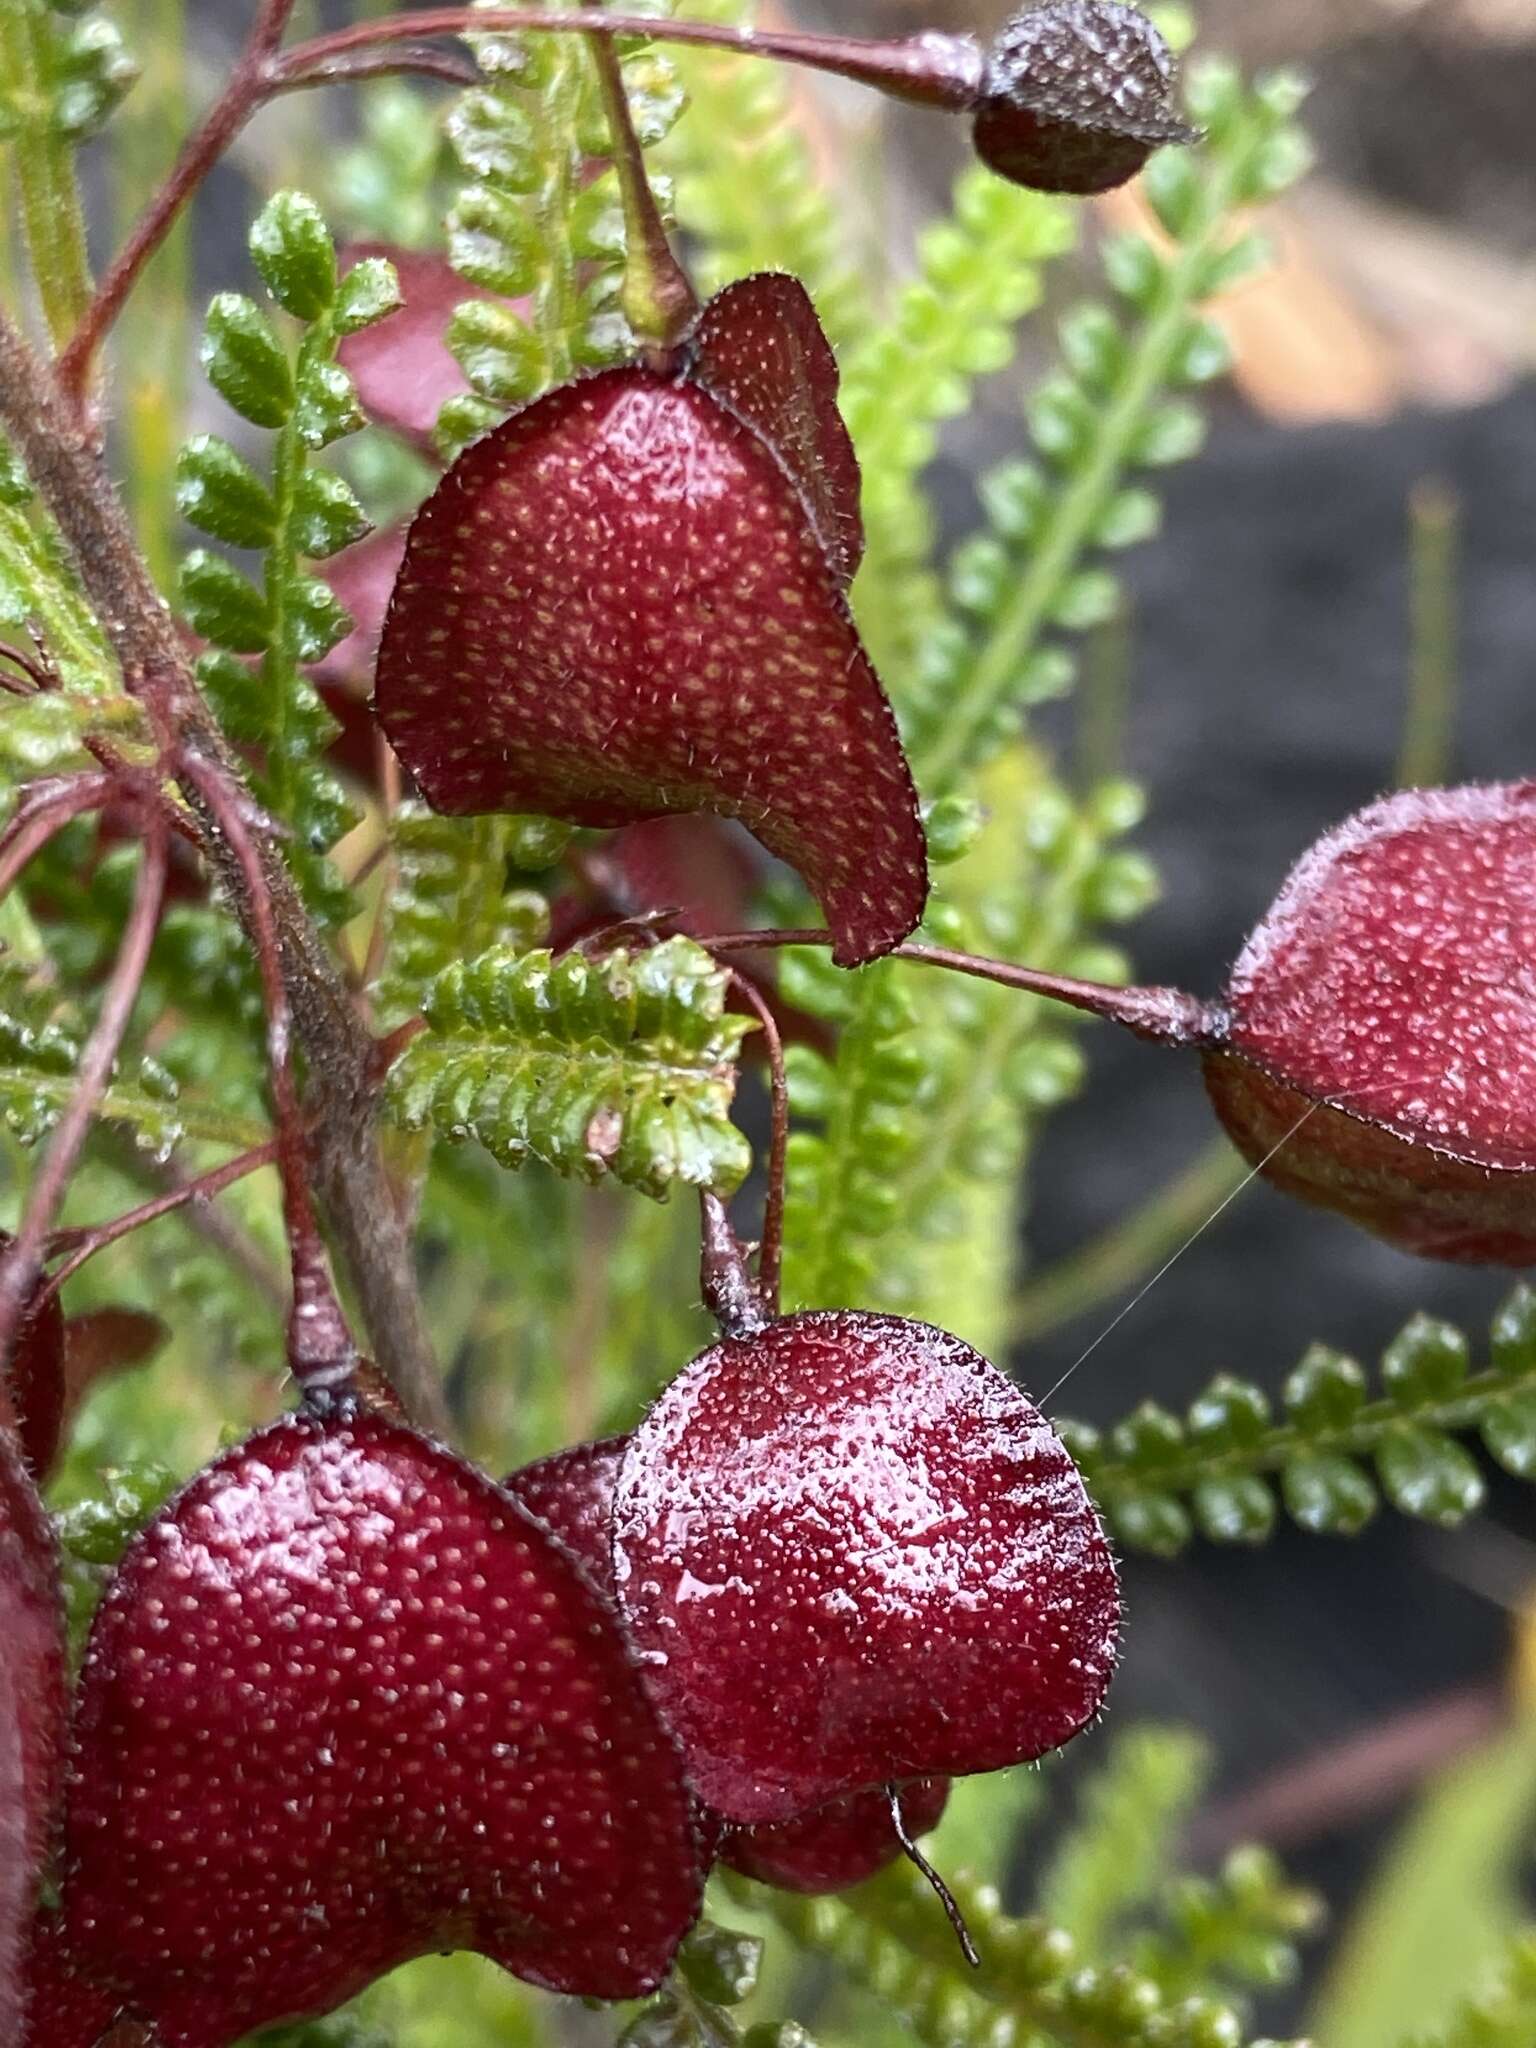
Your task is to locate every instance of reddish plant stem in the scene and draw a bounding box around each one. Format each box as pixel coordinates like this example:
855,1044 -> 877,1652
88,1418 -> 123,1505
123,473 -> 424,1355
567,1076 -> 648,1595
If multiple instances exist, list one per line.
274,11 -> 984,109
699,1189 -> 769,1339
0,302 -> 447,1432
701,929 -> 1219,1046
39,1137 -> 282,1309
57,0 -> 301,402
0,827 -> 167,1371
586,31 -> 698,357
725,971 -> 787,1318
179,752 -> 355,1396
0,772 -> 114,905
59,5 -> 983,390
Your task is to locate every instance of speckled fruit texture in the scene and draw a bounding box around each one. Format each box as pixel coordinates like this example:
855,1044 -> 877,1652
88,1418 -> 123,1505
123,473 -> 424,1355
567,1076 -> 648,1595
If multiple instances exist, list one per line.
719,1778 -> 950,1895
1206,781 -> 1536,1264
973,0 -> 1190,196
0,1427 -> 64,2044
374,274 -> 926,968
507,1434 -> 953,1894
613,1311 -> 1119,1824
56,1407 -> 706,2043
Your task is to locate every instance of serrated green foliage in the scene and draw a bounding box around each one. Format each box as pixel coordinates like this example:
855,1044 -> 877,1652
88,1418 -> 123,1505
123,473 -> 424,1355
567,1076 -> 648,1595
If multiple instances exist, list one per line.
1043,1728 -> 1213,1954
730,1843 -> 1314,2048
182,192 -> 399,922
1062,1285 -> 1536,1553
841,172 -> 1075,687
373,802 -> 558,1028
661,0 -> 863,348
388,938 -> 754,1199
908,63 -> 1313,794
437,0 -> 686,446
781,753 -> 1150,1347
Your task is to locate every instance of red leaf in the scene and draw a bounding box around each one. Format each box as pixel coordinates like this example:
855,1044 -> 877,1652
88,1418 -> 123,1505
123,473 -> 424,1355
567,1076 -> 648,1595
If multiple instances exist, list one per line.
57,1408 -> 705,2042
612,1312 -> 1119,1823
0,1423 -> 67,2043
687,274 -> 864,588
375,342 -> 926,965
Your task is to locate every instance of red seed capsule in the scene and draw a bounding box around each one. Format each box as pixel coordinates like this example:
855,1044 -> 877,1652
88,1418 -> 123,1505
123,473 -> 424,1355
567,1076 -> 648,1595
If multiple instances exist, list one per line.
374,275 -> 927,968
56,1406 -> 706,2043
0,1424 -> 66,2043
1,1244 -> 66,1484
719,1778 -> 951,1894
1203,781 -> 1536,1263
506,1434 -> 955,1896
612,1312 -> 1118,1825
972,1 -> 1195,196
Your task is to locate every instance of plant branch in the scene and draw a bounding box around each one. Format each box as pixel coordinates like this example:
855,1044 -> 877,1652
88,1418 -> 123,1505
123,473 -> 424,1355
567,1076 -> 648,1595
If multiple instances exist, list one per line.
701,928 -> 1214,1045
725,971 -> 787,1318
40,1139 -> 282,1307
58,5 -> 982,394
0,305 -> 447,1432
0,827 -> 166,1368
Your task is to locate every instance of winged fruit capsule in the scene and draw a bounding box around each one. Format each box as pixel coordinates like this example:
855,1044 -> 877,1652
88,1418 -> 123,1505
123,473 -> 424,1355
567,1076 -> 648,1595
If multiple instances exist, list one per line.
51,1402 -> 706,2044
374,273 -> 927,968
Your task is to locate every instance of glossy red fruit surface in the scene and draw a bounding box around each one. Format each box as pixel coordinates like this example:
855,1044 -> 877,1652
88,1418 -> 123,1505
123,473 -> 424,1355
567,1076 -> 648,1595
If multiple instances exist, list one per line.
374,281 -> 926,968
0,1426 -> 66,2043
20,1917 -> 130,2048
505,1434 -> 627,1601
613,1312 -> 1118,1824
58,1406 -> 705,2043
686,274 -> 864,588
1205,781 -> 1536,1264
720,1778 -> 950,1894
973,1 -> 1192,196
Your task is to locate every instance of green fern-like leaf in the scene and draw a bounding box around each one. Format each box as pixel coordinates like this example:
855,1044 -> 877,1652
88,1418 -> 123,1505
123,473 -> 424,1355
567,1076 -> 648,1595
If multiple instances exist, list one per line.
180,191 -> 400,924
388,937 -> 754,1199
662,0 -> 864,349
908,62 -> 1313,794
841,170 -> 1075,689
373,801 -> 563,1027
437,0 -> 686,447
1043,1727 -> 1213,1955
1064,1289 -> 1536,1554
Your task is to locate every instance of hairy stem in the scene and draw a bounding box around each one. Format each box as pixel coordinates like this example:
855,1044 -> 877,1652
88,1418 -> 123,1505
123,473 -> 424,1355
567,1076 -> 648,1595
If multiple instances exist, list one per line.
0,0 -> 94,346
0,306 -> 447,1431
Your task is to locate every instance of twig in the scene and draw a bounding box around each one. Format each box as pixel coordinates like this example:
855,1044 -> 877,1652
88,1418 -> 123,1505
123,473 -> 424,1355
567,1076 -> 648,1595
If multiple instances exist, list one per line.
0,304 -> 447,1432
40,1137 -> 282,1309
724,971 -> 787,1317
0,827 -> 166,1367
699,929 -> 1215,1046
58,6 -> 983,395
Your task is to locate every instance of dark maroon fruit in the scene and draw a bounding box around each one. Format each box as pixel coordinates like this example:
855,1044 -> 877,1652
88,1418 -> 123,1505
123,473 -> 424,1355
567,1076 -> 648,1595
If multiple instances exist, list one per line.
973,1 -> 1194,196
612,1311 -> 1119,1824
374,275 -> 927,968
0,1424 -> 66,2042
20,1917 -> 128,2048
506,1436 -> 954,1895
1201,781 -> 1536,1264
506,1434 -> 627,1600
720,1778 -> 950,1894
686,274 -> 864,589
55,1405 -> 705,2042
1,1240 -> 66,1482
